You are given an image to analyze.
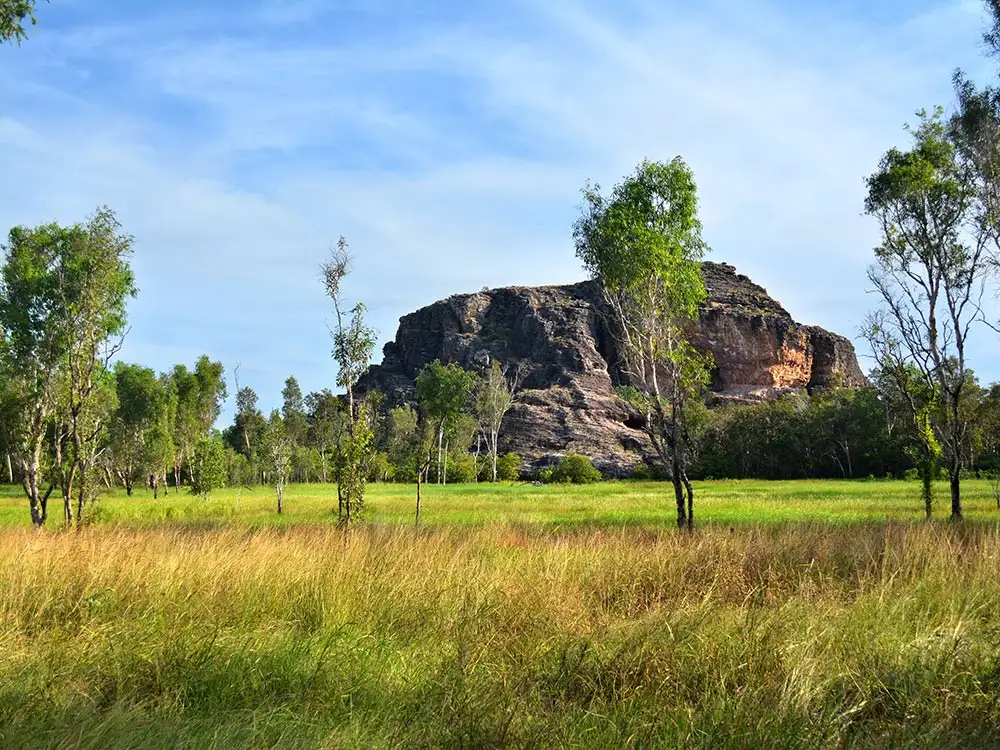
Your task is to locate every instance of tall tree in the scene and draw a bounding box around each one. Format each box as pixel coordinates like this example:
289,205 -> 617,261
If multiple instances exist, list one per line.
0,208 -> 135,527
321,237 -> 377,528
55,209 -> 136,525
281,376 -> 308,448
108,363 -> 172,497
415,360 -> 476,485
473,360 -> 522,482
574,158 -> 712,530
263,410 -> 291,514
168,364 -> 199,489
0,0 -> 44,45
862,110 -> 991,520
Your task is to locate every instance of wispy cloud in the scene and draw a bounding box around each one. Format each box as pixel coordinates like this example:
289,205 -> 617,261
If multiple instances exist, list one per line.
0,0 -> 996,421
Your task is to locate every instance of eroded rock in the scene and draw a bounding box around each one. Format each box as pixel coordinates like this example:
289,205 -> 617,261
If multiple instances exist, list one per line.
357,262 -> 867,474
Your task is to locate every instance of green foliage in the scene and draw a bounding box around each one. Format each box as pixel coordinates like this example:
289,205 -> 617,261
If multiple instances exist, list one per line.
496,452 -> 521,482
366,451 -> 394,483
574,157 -> 707,316
0,0 -> 42,45
190,437 -> 226,501
445,450 -> 477,484
109,362 -> 172,495
550,453 -> 602,484
574,158 -> 712,528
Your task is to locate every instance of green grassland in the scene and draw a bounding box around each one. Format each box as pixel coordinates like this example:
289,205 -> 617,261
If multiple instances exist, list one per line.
1,478 -> 998,530
2,481 -> 1000,748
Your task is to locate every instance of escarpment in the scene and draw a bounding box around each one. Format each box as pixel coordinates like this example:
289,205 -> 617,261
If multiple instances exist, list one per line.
357,262 -> 867,474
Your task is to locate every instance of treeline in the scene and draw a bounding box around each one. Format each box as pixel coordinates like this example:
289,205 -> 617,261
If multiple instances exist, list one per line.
691,384 -> 1000,481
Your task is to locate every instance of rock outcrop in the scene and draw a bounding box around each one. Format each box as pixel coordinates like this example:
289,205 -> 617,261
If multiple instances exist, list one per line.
358,262 -> 867,474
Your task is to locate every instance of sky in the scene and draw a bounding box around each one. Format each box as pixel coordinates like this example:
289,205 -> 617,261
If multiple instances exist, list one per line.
1,0 -> 999,425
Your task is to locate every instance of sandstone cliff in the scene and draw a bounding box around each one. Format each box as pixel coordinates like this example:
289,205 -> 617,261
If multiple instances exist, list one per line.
358,262 -> 867,473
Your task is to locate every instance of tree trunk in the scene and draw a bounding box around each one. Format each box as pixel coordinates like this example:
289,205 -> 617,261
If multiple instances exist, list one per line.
277,481 -> 283,514
437,424 -> 444,484
921,457 -> 934,521
5,453 -> 12,484
443,440 -> 449,485
415,474 -> 422,526
950,461 -> 962,521
672,456 -> 686,529
682,471 -> 694,532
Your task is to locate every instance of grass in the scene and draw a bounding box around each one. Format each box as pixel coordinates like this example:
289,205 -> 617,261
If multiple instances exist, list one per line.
0,478 -> 997,530
1,480 -> 1000,748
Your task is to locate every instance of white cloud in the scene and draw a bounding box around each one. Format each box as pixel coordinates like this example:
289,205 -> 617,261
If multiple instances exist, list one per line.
0,0 -> 998,423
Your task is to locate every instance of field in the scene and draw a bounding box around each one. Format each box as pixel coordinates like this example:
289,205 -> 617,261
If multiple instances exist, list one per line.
2,480 -> 1000,748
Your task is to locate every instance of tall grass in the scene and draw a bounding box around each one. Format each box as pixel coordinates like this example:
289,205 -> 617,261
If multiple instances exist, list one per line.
2,522 -> 999,748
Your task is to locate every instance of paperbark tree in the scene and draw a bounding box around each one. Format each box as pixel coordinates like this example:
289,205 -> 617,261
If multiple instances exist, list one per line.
263,410 -> 291,514
473,359 -> 522,482
574,158 -> 712,530
0,208 -> 135,527
863,110 -> 991,520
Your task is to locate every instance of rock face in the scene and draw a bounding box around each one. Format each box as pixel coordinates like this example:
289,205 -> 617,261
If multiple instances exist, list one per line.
358,262 -> 867,474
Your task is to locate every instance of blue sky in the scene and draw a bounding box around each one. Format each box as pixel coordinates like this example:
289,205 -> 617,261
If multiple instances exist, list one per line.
1,0 -> 998,424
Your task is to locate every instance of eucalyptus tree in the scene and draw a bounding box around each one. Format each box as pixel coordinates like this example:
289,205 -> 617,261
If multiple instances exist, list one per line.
0,208 -> 135,527
321,237 -> 377,528
108,363 -> 172,496
415,360 -> 477,484
305,389 -> 342,483
281,376 -> 308,448
574,158 -> 712,530
473,360 -> 522,482
263,410 -> 291,514
862,110 -> 991,520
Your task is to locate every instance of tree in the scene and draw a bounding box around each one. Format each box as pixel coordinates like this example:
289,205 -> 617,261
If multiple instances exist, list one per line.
415,360 -> 477,485
304,389 -> 342,483
194,355 -> 227,436
190,436 -> 225,502
1,0 -> 44,45
263,410 -> 291,514
473,359 -> 522,482
108,363 -> 172,496
281,376 -> 308,449
574,158 -> 712,530
862,110 -> 991,520
0,208 -> 135,527
321,237 -> 377,528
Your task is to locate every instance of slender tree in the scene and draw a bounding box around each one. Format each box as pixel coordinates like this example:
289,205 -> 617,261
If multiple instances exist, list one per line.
263,410 -> 291,514
473,359 -> 522,482
863,110 -> 991,520
321,237 -> 376,529
574,158 -> 712,530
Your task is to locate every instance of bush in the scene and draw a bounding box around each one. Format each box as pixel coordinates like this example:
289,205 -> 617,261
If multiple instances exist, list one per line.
550,453 -> 602,484
629,463 -> 653,480
446,451 -> 477,484
497,453 -> 522,482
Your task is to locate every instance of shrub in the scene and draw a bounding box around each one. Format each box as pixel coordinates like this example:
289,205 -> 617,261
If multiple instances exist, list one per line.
446,451 -> 477,483
497,453 -> 522,482
550,453 -> 602,484
629,463 -> 653,480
